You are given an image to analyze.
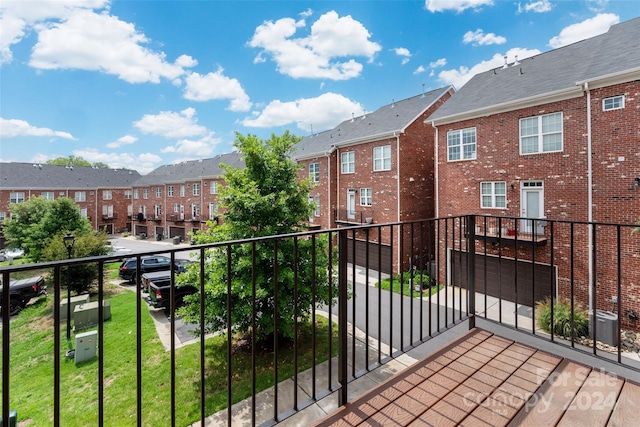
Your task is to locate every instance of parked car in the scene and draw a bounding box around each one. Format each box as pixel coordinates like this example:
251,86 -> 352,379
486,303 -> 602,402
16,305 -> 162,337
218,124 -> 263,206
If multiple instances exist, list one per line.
146,276 -> 198,315
0,248 -> 25,262
0,275 -> 47,315
139,259 -> 194,292
118,256 -> 177,283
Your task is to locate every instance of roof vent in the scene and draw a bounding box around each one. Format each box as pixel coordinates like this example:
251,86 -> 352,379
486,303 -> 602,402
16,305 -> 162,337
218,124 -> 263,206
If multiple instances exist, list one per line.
502,55 -> 508,69
391,98 -> 395,108
513,55 -> 520,66
351,113 -> 355,122
421,83 -> 425,98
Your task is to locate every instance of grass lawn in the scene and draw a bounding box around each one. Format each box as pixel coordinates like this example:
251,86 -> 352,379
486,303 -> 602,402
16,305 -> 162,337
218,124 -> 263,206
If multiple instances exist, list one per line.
0,283 -> 338,426
375,271 -> 443,298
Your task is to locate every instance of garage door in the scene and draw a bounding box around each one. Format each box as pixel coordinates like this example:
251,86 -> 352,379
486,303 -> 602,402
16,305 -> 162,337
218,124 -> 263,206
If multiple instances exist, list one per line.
168,226 -> 185,241
451,250 -> 555,307
347,238 -> 392,274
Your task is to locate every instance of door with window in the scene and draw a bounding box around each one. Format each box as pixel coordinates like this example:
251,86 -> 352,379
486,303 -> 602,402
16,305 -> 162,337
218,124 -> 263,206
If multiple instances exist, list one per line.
347,190 -> 356,220
520,181 -> 545,234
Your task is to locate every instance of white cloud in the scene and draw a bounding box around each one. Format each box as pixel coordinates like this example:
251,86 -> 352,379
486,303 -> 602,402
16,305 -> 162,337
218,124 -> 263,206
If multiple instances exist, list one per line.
429,58 -> 447,68
517,1 -> 553,13
107,134 -> 138,148
413,65 -> 426,75
133,108 -> 209,139
160,133 -> 221,158
393,47 -> 411,64
242,92 -> 364,132
438,47 -> 540,89
72,148 -> 161,174
28,9 -> 196,83
463,29 -> 506,46
183,68 -> 252,111
248,10 -> 381,80
425,0 -> 494,13
586,0 -> 610,13
0,117 -> 76,139
549,13 -> 619,48
299,8 -> 313,18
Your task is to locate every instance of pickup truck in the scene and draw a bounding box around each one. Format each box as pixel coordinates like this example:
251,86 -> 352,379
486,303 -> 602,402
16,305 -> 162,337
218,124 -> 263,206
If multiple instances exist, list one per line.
0,275 -> 47,315
146,276 -> 197,315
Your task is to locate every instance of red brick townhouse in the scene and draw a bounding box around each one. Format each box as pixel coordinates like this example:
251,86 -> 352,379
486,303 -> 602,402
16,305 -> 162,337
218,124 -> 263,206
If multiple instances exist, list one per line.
295,88 -> 454,273
130,152 -> 243,242
0,162 -> 141,238
428,17 -> 640,327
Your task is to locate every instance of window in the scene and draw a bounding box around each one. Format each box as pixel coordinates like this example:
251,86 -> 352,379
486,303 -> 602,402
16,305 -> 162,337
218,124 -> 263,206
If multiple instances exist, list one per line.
102,190 -> 112,200
360,188 -> 372,206
133,189 -> 139,199
102,205 -> 114,218
373,145 -> 391,171
174,203 -> 179,213
192,203 -> 200,218
80,208 -> 88,218
341,152 -> 355,174
127,205 -> 133,217
156,187 -> 162,198
74,191 -> 86,202
124,190 -> 132,199
143,189 -> 149,199
180,185 -> 185,197
447,128 -> 476,161
314,195 -> 321,216
168,186 -> 174,197
603,95 -> 624,111
210,181 -> 218,194
193,183 -> 200,196
41,192 -> 54,200
520,112 -> 562,154
208,202 -> 218,220
309,163 -> 320,182
154,204 -> 162,217
480,182 -> 506,209
0,212 -> 5,222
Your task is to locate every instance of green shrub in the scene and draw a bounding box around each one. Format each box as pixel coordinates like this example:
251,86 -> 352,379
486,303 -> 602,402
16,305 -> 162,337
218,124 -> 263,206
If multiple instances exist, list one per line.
536,297 -> 589,338
375,269 -> 441,298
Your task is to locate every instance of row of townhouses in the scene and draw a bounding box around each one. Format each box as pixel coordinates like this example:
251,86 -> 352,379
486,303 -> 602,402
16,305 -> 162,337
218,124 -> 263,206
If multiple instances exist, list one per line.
1,17 -> 638,325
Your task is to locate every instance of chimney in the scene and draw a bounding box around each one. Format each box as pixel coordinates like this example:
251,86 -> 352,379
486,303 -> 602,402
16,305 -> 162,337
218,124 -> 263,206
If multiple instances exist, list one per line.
502,55 -> 508,69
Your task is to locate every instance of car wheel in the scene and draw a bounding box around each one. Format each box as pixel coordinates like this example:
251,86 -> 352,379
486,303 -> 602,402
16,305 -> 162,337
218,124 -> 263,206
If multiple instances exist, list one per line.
4,297 -> 24,316
131,273 -> 138,285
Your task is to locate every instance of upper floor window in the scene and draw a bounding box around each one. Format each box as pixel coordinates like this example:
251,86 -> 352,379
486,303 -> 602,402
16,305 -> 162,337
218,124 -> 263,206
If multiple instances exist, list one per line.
0,212 -> 6,222
124,190 -> 132,200
480,182 -> 506,209
102,205 -> 114,217
74,191 -> 86,202
373,145 -> 391,171
208,202 -> 218,219
168,186 -> 174,197
520,112 -> 562,155
156,187 -> 162,198
102,190 -> 112,200
180,185 -> 186,197
447,128 -> 476,161
341,152 -> 355,174
133,189 -> 139,199
314,195 -> 321,216
41,192 -> 54,200
79,208 -> 88,218
210,181 -> 218,194
309,163 -> 320,182
192,203 -> 200,218
603,95 -> 624,111
193,183 -> 200,196
143,189 -> 149,199
360,188 -> 372,206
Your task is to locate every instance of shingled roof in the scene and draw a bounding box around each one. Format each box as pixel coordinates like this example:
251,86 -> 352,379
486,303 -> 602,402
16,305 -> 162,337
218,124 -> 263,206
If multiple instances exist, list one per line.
429,16 -> 640,123
0,162 -> 141,189
132,152 -> 244,186
293,86 -> 453,159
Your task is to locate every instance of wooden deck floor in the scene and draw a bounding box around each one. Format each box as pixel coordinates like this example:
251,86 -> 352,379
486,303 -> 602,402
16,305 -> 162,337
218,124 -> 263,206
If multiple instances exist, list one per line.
312,329 -> 640,427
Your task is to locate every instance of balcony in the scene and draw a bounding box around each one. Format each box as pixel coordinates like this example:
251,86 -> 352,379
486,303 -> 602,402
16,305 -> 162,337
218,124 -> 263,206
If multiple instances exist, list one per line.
101,213 -> 117,221
334,209 -> 374,225
2,215 -> 638,426
166,214 -> 184,223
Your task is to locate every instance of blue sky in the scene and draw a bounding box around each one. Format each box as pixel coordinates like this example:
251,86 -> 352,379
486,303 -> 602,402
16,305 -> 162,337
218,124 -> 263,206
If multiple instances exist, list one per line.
1,1 -> 638,174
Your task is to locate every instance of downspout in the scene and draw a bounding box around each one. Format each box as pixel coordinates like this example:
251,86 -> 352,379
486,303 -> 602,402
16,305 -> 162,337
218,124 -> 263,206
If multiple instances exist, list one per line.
395,132 -> 401,273
432,121 -> 439,217
327,153 -> 331,229
584,81 -> 594,312
336,147 -> 340,225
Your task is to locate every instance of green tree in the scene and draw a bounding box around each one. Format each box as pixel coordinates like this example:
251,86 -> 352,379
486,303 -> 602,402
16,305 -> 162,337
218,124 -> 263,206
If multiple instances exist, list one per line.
92,162 -> 110,168
178,132 -> 337,342
46,155 -> 92,167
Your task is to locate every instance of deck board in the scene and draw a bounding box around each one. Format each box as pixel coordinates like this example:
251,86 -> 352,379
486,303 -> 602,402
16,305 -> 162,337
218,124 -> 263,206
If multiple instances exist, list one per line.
607,380 -> 640,427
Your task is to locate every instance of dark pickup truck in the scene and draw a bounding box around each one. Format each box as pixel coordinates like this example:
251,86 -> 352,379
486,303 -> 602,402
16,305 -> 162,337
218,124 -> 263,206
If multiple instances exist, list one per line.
145,276 -> 197,314
0,275 -> 47,315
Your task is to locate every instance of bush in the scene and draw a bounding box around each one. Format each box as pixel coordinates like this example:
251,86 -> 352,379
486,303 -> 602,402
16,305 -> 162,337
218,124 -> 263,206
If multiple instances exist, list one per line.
535,297 -> 589,338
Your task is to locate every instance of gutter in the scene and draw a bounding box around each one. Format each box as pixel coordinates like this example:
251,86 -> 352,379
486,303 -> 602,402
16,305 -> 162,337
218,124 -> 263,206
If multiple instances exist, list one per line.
432,121 -> 439,217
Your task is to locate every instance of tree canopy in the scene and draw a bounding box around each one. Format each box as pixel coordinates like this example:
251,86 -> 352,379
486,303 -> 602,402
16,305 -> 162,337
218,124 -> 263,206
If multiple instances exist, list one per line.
46,155 -> 108,168
178,131 -> 337,342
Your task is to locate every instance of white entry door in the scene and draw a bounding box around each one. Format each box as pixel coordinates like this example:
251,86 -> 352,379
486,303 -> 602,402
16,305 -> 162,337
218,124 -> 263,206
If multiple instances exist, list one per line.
520,181 -> 544,233
347,189 -> 356,220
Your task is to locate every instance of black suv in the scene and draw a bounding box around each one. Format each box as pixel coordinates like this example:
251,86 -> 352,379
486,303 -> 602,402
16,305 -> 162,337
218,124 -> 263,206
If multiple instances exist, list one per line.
118,256 -> 176,283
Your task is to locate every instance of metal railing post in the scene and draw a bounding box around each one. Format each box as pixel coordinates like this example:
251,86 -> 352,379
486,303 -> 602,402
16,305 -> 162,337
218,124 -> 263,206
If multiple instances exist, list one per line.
466,215 -> 476,329
338,229 -> 349,406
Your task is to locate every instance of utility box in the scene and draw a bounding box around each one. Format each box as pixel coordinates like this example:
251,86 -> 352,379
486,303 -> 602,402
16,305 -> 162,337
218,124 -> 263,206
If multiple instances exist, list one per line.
74,300 -> 111,331
589,310 -> 619,347
60,294 -> 90,321
75,330 -> 97,364
0,409 -> 17,427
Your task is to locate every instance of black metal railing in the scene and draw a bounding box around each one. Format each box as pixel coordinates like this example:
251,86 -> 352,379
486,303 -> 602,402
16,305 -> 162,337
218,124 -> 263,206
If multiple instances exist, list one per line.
1,215 -> 639,426
334,209 -> 374,225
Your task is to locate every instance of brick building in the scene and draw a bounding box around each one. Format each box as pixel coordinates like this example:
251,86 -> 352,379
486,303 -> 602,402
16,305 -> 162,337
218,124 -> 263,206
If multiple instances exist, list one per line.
295,88 -> 454,273
0,162 -> 141,238
429,17 -> 640,327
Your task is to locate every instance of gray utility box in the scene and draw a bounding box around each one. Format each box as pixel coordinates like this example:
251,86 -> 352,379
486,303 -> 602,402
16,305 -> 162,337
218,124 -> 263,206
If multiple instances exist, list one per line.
75,330 -> 97,364
74,300 -> 111,331
59,294 -> 90,321
589,310 -> 619,347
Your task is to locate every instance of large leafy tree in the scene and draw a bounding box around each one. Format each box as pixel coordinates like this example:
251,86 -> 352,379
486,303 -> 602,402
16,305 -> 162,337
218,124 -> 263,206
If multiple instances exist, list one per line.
178,131 -> 337,342
46,155 -> 92,167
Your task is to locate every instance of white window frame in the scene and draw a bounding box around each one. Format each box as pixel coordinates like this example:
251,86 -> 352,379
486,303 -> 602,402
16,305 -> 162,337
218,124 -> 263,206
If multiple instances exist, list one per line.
208,202 -> 218,220
480,182 -> 507,209
180,185 -> 186,197
80,208 -> 88,218
74,191 -> 86,202
447,128 -> 476,161
210,181 -> 218,194
603,95 -> 624,111
102,205 -> 114,218
143,189 -> 149,199
0,212 -> 6,222
174,203 -> 179,213
156,187 -> 162,198
341,152 -> 355,174
133,189 -> 139,199
313,195 -> 320,217
192,183 -> 200,196
124,190 -> 132,200
373,145 -> 391,171
102,190 -> 112,200
192,203 -> 200,218
309,163 -> 320,182
360,188 -> 372,206
41,191 -> 54,200
168,186 -> 174,197
519,112 -> 563,155
154,204 -> 162,218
